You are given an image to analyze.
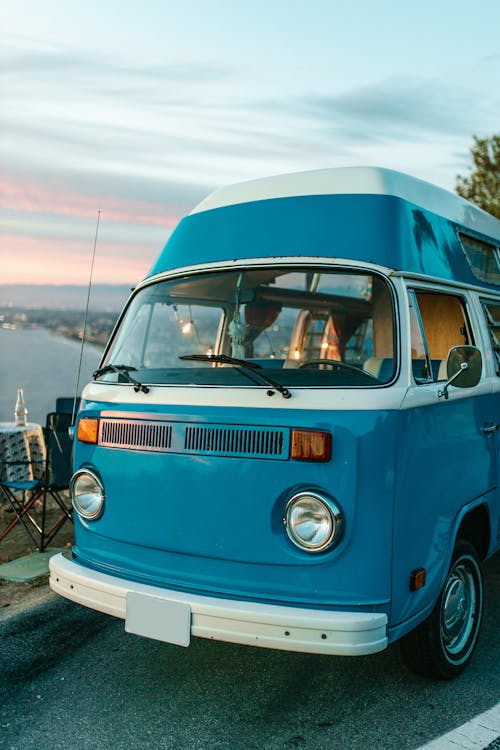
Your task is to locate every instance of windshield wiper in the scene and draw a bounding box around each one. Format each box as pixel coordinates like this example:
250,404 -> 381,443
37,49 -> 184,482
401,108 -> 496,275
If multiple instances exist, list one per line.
179,353 -> 291,399
93,364 -> 150,394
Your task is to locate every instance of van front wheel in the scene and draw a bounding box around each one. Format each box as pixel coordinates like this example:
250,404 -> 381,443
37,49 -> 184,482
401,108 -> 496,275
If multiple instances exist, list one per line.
400,540 -> 483,679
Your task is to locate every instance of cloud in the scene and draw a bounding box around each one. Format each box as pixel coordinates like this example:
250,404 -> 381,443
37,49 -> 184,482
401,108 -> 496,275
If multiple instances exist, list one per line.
0,233 -> 155,284
0,162 -> 208,285
298,77 -> 492,143
479,52 -> 500,64
1,36 -> 237,86
310,79 -> 492,140
0,162 -> 207,225
0,31 -> 360,189
4,32 -> 497,286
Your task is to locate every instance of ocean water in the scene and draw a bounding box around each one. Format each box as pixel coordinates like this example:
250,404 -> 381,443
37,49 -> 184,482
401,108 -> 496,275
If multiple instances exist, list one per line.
0,327 -> 104,424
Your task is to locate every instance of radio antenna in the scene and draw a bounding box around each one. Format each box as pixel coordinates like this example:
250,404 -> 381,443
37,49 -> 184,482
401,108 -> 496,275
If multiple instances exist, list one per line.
72,210 -> 101,426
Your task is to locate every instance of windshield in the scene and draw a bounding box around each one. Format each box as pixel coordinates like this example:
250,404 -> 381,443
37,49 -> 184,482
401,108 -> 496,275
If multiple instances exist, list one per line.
99,266 -> 396,387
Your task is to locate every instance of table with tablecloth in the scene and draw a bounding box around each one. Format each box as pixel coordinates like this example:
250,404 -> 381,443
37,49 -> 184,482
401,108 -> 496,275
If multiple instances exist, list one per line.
0,422 -> 46,482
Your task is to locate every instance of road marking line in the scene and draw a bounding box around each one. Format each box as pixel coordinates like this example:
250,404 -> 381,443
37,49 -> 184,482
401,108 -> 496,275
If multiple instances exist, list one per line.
415,703 -> 500,750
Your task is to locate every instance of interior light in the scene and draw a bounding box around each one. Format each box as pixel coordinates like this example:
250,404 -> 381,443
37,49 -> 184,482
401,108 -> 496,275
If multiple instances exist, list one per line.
291,430 -> 331,462
77,418 -> 99,444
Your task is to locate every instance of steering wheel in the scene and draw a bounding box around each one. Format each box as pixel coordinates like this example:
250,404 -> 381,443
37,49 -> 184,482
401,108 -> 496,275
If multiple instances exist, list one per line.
298,359 -> 379,381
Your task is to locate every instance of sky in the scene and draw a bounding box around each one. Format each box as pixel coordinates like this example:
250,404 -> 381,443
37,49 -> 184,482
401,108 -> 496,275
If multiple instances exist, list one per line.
1,0 -> 499,286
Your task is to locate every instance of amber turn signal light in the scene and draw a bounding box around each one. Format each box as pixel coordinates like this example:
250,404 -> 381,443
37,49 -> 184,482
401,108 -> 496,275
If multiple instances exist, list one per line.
291,430 -> 331,462
77,418 -> 99,444
410,568 -> 426,591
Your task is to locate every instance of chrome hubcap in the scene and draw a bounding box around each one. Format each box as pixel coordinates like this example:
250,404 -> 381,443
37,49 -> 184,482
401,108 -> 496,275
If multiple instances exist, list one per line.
440,560 -> 476,655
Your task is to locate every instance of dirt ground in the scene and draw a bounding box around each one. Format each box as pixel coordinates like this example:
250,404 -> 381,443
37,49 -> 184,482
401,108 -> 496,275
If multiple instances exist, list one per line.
0,497 -> 74,617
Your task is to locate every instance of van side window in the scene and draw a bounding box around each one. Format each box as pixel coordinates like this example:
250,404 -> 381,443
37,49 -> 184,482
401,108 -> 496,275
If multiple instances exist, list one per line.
409,291 -> 473,382
408,292 -> 432,382
482,301 -> 500,374
459,233 -> 500,285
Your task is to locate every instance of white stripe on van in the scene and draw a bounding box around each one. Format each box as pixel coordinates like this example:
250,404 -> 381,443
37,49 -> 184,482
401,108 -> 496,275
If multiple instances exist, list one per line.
82,381 -> 410,411
82,379 -> 494,413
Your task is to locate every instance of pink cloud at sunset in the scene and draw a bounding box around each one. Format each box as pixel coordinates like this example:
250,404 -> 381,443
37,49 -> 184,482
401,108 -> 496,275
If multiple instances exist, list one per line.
0,233 -> 157,285
0,175 -> 180,229
0,169 -> 198,284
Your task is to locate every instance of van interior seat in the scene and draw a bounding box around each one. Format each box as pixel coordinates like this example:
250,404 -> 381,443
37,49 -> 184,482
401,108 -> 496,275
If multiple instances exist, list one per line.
437,359 -> 448,381
363,358 -> 393,380
411,359 -> 447,381
247,358 -> 300,368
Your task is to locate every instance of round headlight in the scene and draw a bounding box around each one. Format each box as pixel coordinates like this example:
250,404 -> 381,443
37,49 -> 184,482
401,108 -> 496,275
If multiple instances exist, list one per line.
283,491 -> 343,552
70,469 -> 105,520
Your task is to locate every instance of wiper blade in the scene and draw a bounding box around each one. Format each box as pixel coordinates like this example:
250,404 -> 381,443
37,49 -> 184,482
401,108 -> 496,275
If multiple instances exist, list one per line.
179,354 -> 291,399
93,364 -> 150,394
179,353 -> 262,368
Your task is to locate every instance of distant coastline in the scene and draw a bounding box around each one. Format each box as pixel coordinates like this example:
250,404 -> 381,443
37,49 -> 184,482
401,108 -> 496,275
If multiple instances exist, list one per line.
0,283 -> 131,348
0,283 -> 131,310
0,308 -> 115,349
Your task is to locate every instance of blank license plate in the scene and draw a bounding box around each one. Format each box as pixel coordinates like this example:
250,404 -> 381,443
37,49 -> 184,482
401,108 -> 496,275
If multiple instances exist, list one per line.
125,592 -> 191,646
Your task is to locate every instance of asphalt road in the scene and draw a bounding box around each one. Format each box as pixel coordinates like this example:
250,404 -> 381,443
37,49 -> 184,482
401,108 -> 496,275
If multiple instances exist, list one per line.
1,553 -> 498,750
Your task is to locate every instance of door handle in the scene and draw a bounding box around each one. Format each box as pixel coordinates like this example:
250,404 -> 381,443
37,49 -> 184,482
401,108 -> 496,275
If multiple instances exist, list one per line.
481,423 -> 499,434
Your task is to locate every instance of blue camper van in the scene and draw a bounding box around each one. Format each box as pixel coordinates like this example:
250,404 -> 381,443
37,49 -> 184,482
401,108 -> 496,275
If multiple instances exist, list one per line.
50,167 -> 500,679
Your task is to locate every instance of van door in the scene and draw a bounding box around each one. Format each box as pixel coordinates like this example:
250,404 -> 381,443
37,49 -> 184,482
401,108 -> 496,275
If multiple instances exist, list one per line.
480,297 -> 500,544
391,286 -> 495,627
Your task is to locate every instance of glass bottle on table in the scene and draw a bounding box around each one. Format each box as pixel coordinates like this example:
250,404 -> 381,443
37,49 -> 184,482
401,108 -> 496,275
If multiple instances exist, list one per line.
14,387 -> 28,427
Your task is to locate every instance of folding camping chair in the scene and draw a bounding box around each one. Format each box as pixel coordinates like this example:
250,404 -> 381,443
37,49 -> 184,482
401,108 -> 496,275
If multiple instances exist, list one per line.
55,397 -> 81,416
38,411 -> 74,551
0,458 -> 45,549
0,411 -> 74,551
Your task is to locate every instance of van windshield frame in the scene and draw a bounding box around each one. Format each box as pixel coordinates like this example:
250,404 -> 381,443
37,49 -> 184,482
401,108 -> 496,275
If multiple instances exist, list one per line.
99,265 -> 398,388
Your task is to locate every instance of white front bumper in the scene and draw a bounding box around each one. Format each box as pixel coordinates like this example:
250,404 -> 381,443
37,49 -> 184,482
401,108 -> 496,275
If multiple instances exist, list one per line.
49,553 -> 388,656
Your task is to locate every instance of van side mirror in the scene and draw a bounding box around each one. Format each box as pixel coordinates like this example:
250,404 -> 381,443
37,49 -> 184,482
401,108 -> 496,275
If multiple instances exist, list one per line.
438,345 -> 482,400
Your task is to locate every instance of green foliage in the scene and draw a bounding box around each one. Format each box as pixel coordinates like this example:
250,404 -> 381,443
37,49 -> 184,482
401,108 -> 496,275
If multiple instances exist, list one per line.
455,134 -> 500,219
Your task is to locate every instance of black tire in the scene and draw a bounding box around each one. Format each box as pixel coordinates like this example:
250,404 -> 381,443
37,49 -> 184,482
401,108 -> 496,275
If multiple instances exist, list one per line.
400,540 -> 484,680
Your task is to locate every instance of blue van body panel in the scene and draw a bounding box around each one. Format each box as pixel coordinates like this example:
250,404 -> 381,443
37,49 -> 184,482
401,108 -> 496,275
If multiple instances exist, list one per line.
149,195 -> 496,291
391,392 -> 497,626
72,402 -> 397,610
72,389 -> 496,632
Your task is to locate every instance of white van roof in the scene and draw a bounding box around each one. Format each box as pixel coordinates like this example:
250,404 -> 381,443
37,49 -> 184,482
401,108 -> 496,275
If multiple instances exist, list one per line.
191,166 -> 500,241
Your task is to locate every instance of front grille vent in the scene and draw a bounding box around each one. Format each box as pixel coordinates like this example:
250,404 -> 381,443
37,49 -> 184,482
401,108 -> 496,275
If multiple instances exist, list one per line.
99,419 -> 172,452
97,418 -> 289,460
184,425 -> 286,458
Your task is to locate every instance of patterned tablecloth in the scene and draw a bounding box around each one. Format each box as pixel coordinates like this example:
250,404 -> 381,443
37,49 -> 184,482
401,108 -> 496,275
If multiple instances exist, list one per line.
0,422 -> 46,482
